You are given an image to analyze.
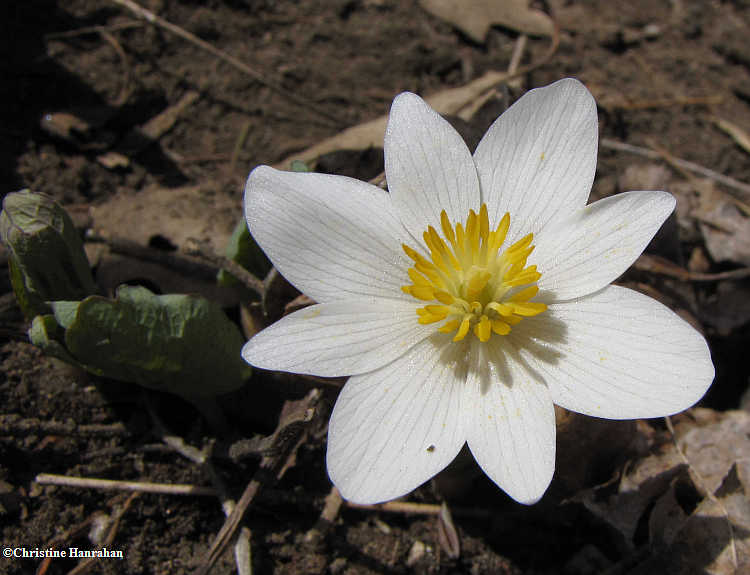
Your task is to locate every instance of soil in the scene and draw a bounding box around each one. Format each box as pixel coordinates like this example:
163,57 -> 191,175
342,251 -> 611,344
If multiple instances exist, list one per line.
2,1 -> 750,574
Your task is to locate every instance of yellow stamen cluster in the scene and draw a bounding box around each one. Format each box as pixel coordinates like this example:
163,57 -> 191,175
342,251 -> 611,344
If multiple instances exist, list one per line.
402,204 -> 547,343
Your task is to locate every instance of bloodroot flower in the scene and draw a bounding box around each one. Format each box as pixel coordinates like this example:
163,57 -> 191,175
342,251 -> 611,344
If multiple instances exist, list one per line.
241,79 -> 714,504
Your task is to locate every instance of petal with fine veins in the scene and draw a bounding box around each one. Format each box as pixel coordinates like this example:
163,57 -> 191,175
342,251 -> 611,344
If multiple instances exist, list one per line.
327,335 -> 467,504
242,300 -> 434,377
464,340 -> 556,505
244,166 -> 410,304
474,78 -> 598,244
511,285 -> 715,419
385,92 -> 480,243
533,191 -> 675,301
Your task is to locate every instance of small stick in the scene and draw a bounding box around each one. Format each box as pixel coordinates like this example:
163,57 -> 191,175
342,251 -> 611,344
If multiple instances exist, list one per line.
35,473 -> 218,496
35,510 -> 104,575
44,21 -> 144,39
67,492 -> 139,575
86,232 -> 265,297
145,395 -> 252,575
346,500 -> 491,519
633,254 -> 750,282
98,30 -> 132,107
600,138 -> 750,201
0,415 -> 130,438
194,388 -> 322,575
109,0 -> 342,127
304,486 -> 343,542
184,242 -> 266,297
603,95 -> 723,111
508,34 -> 528,75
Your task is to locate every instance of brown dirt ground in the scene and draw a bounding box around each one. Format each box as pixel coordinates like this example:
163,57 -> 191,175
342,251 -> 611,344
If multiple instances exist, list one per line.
2,0 -> 750,574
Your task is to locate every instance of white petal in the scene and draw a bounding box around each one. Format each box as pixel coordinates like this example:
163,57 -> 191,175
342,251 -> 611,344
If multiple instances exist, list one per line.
384,92 -> 480,242
534,191 -> 676,301
464,340 -> 556,504
245,166 -> 411,303
511,285 -> 714,419
242,300 -> 434,377
327,335 -> 467,504
474,78 -> 598,244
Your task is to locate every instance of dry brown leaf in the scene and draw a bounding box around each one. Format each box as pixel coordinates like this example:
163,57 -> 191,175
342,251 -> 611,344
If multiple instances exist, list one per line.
90,185 -> 240,301
570,410 -> 750,574
90,185 -> 237,255
273,69 -> 518,170
702,204 -> 750,266
647,411 -> 750,574
419,0 -> 553,43
648,482 -> 688,548
678,411 -> 750,496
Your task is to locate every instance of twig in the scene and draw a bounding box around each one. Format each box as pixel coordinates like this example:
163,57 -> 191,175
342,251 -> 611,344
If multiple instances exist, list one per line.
0,414 -> 130,438
145,395 -> 251,575
184,242 -> 265,297
67,492 -> 139,575
86,232 -> 265,297
646,137 -> 750,214
633,254 -> 750,282
194,388 -> 322,575
108,0 -> 342,127
44,21 -> 144,39
36,509 -> 105,575
304,486 -> 343,543
35,473 -> 218,496
508,34 -> 528,75
664,416 -> 738,569
602,95 -> 722,111
346,500 -> 491,519
600,137 -> 750,201
98,30 -> 132,107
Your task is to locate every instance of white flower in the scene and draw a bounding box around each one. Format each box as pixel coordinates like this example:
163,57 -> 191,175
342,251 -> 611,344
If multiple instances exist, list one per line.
241,79 -> 714,505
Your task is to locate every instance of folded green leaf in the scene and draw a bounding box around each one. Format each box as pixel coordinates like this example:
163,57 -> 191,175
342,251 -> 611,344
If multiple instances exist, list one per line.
31,286 -> 251,398
0,190 -> 96,317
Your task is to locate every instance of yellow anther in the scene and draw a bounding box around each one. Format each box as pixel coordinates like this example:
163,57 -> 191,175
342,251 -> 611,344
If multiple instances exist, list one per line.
409,285 -> 436,301
438,319 -> 460,333
486,301 -> 514,317
507,233 -> 534,254
479,204 -> 489,240
440,210 -> 456,246
509,285 -> 539,302
434,290 -> 454,304
474,315 -> 491,342
504,267 -> 541,287
508,302 -> 547,317
491,319 -> 511,335
402,205 -> 546,343
455,222 -> 466,252
453,317 -> 471,341
408,268 -> 430,286
425,305 -> 449,316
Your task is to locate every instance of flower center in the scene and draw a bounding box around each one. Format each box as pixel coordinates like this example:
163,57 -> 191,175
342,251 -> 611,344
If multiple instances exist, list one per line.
401,204 -> 547,343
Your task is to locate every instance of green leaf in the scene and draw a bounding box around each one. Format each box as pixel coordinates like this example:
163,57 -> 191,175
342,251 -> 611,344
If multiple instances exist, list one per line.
0,190 -> 96,317
51,300 -> 80,329
217,218 -> 271,287
290,159 -> 310,172
39,286 -> 250,398
28,314 -> 80,366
